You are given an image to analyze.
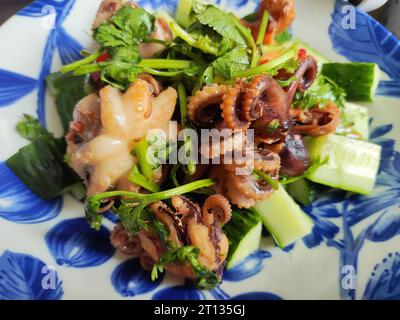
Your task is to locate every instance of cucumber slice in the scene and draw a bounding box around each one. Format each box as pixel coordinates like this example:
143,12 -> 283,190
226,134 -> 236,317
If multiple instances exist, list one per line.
337,102 -> 369,140
286,179 -> 315,206
224,209 -> 262,269
305,134 -> 381,194
253,186 -> 314,248
321,63 -> 380,102
176,0 -> 194,28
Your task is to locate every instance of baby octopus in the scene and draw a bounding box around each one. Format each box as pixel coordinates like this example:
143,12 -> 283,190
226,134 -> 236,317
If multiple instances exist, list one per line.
67,78 -> 177,195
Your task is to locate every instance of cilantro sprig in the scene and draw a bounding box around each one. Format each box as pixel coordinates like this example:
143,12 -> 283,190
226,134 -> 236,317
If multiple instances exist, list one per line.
85,178 -> 215,230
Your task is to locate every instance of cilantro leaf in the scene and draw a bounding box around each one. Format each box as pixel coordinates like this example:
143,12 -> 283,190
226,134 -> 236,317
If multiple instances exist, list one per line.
192,3 -> 246,46
94,6 -> 155,48
292,75 -> 346,110
212,47 -> 250,80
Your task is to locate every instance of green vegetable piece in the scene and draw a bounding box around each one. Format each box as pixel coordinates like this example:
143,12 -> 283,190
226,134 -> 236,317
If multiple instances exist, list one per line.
305,134 -> 381,194
275,29 -> 292,44
234,49 -> 297,78
224,209 -> 262,269
253,169 -> 279,190
193,4 -> 246,46
46,72 -> 92,133
253,185 -> 314,248
321,63 -> 380,102
285,178 -> 315,206
177,82 -> 196,175
6,137 -> 79,200
337,102 -> 369,140
116,202 -> 152,235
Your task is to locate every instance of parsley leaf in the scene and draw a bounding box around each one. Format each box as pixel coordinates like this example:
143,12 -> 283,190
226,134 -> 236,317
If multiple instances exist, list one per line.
116,203 -> 153,235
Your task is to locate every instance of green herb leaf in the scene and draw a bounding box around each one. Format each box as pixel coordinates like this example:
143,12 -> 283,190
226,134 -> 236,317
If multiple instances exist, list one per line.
275,29 -> 292,44
266,119 -> 280,133
84,179 -> 215,229
193,4 -> 247,46
116,202 -> 152,234
292,75 -> 346,110
151,244 -> 220,290
94,6 -> 155,48
212,47 -> 250,81
16,114 -> 52,141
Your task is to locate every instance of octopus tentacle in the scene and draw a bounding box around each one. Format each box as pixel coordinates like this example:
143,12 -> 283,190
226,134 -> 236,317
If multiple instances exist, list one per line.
243,0 -> 295,45
150,202 -> 182,247
286,55 -> 318,104
279,134 -> 310,177
226,182 -> 257,209
188,84 -> 227,126
200,121 -> 248,160
223,148 -> 280,207
290,102 -> 341,136
251,75 -> 291,137
209,165 -> 227,195
221,82 -> 251,129
202,194 -> 232,227
254,148 -> 281,176
110,224 -> 142,256
139,73 -> 162,97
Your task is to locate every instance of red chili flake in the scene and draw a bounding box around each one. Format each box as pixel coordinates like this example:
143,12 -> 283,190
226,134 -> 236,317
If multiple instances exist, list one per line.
298,48 -> 307,59
96,52 -> 111,62
71,121 -> 84,134
259,56 -> 269,65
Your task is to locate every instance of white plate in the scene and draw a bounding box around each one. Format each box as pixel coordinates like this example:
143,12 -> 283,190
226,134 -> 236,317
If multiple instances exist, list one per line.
0,0 -> 399,300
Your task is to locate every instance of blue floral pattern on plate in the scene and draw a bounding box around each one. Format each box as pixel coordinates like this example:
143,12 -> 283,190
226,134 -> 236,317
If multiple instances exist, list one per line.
0,162 -> 62,224
0,0 -> 399,299
0,250 -> 63,300
45,218 -> 115,267
112,258 -> 164,297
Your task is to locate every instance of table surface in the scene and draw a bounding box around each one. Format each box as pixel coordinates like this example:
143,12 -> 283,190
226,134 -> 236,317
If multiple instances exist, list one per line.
0,0 -> 33,25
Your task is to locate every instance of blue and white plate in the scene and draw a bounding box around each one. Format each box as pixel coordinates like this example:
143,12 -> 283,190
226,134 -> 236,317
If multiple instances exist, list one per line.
0,0 -> 399,300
